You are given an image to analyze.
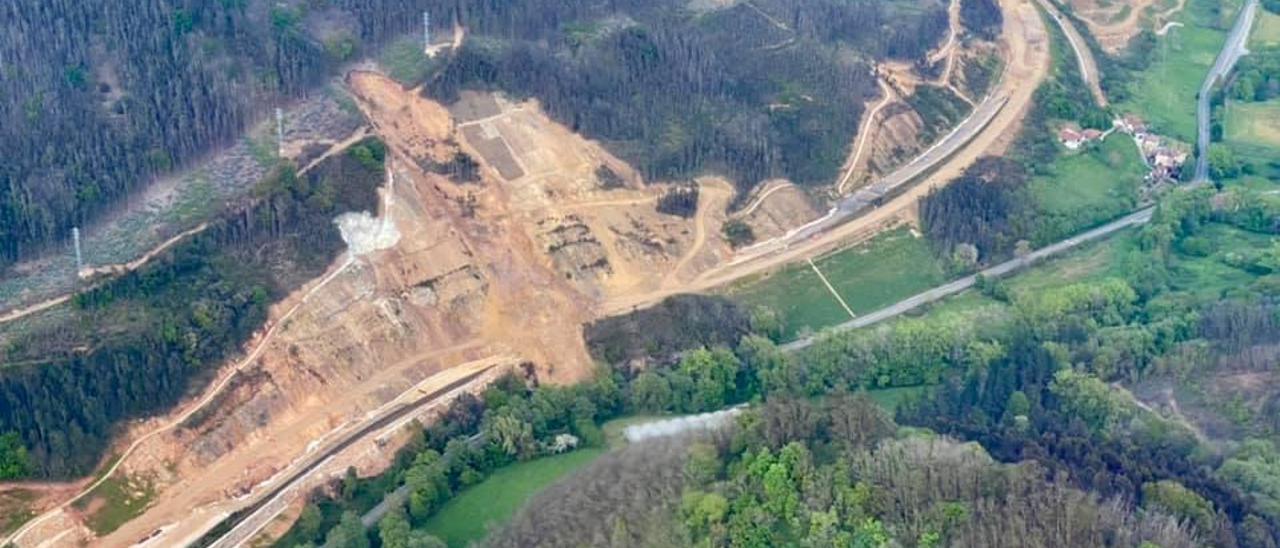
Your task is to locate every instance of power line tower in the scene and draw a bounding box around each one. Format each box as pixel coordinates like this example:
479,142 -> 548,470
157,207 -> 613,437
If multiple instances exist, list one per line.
275,107 -> 285,158
72,227 -> 83,277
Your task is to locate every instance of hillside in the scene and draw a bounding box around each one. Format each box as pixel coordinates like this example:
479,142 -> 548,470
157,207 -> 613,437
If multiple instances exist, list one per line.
0,0 -> 956,274
422,0 -> 954,196
26,0 -> 1280,546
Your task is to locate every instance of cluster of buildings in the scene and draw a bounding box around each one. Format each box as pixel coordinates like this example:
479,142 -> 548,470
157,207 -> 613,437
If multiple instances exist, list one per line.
1057,115 -> 1190,182
1057,126 -> 1107,150
1113,115 -> 1189,182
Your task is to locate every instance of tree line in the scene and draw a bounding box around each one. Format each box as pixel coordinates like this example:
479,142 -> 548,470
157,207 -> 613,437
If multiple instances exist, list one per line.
272,179 -> 1280,546
498,396 -> 1197,547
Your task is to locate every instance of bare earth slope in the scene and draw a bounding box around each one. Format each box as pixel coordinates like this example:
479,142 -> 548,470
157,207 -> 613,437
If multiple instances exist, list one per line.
5,0 -> 1050,543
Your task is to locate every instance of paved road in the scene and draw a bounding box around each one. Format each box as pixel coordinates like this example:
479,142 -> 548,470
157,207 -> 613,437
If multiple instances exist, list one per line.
745,92 -> 1010,256
782,207 -> 1155,351
198,362 -> 507,548
1194,0 -> 1259,182
1035,0 -> 1109,107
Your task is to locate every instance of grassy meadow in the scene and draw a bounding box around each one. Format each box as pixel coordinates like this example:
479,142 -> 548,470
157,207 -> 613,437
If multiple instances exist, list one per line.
420,449 -> 606,547
1118,0 -> 1240,142
728,228 -> 946,340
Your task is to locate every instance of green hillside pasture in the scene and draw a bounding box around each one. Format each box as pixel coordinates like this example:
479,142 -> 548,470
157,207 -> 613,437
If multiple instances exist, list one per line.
1028,134 -> 1148,240
729,228 -> 946,340
1224,100 -> 1280,152
1119,0 -> 1235,142
1250,9 -> 1280,47
420,449 -> 606,547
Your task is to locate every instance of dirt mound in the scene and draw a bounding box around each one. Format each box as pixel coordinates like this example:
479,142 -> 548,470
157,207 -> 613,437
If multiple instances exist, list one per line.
738,182 -> 822,241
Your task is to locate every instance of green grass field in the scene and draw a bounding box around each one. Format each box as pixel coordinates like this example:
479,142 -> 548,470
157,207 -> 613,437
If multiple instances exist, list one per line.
729,228 -> 946,340
1008,236 -> 1129,294
1250,9 -> 1280,47
1030,134 -> 1147,217
420,449 -> 606,547
865,386 -> 928,411
1119,0 -> 1237,142
1224,100 -> 1280,151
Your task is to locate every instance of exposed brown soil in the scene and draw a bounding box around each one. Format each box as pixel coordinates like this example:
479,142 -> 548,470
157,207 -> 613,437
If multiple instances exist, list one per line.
6,0 -> 1052,543
1066,0 -> 1174,53
736,182 -> 822,242
602,0 -> 1051,314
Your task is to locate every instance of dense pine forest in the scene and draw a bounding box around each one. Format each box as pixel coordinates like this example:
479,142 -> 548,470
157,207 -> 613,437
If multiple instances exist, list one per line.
0,0 -> 951,270
425,0 -> 951,196
0,140 -> 385,478
2,0 -> 325,269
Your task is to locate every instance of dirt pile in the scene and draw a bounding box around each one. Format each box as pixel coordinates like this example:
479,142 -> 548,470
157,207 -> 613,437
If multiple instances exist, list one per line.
737,182 -> 822,242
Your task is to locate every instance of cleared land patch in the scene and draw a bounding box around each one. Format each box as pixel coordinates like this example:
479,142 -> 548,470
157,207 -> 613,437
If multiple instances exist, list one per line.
71,474 -> 155,536
1029,134 -> 1147,227
0,490 -> 36,536
1249,8 -> 1280,46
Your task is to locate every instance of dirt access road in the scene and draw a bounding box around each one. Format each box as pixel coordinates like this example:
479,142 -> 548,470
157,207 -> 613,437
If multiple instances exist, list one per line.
199,356 -> 514,548
603,0 -> 1052,314
1036,0 -> 1110,107
5,1 -> 1047,544
0,125 -> 366,330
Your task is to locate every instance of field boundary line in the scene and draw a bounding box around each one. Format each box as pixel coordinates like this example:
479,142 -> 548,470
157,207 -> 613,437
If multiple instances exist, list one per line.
807,258 -> 857,320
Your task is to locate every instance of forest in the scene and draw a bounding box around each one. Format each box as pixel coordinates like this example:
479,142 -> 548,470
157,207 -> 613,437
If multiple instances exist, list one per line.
918,19 -> 1127,270
1,0 -> 344,269
496,398 -> 1196,547
267,183 -> 1280,546
425,0 -> 951,197
0,139 -> 385,478
0,0 -> 953,270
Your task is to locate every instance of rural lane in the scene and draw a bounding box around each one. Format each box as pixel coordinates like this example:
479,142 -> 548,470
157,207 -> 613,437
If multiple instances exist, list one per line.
1194,0 -> 1259,182
782,207 -> 1155,351
1035,0 -> 1109,107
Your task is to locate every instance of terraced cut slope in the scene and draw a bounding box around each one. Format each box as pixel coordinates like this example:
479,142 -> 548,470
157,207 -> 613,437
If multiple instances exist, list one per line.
0,1 -> 1043,546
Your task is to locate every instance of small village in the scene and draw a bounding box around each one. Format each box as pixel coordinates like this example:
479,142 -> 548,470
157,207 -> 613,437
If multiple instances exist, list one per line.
1059,113 -> 1191,184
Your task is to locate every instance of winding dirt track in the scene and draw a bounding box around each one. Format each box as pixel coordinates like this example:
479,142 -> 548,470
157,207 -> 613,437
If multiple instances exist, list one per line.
665,180 -> 733,288
2,254 -> 357,546
737,180 -> 796,217
836,78 -> 897,195
0,126 -> 368,330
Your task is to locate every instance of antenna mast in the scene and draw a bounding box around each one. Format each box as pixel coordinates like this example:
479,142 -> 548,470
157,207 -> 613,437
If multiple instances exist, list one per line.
423,11 -> 431,53
275,107 -> 285,158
